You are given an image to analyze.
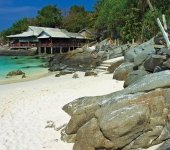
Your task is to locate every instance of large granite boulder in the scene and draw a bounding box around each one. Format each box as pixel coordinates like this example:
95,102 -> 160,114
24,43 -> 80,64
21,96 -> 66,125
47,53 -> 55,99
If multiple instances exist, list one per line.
113,62 -> 135,81
144,54 -> 167,72
156,139 -> 170,150
124,70 -> 149,88
61,70 -> 170,150
113,36 -> 170,86
124,38 -> 155,63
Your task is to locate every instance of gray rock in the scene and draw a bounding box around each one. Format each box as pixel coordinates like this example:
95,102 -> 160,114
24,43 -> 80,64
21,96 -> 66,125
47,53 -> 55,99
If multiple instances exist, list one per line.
134,51 -> 150,66
163,58 -> 170,68
113,62 -> 135,81
72,73 -> 79,79
61,70 -> 170,149
60,69 -> 73,75
124,48 -> 137,62
84,70 -> 98,76
124,70 -> 149,88
156,140 -> 170,150
6,70 -> 25,77
123,70 -> 170,94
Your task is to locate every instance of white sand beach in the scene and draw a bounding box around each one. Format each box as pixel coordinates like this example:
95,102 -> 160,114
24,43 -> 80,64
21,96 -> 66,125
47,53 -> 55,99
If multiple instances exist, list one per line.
0,72 -> 162,150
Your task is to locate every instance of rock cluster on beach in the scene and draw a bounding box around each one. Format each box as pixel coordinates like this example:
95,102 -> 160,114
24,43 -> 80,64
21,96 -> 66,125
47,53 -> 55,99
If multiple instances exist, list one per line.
48,41 -> 130,74
61,70 -> 170,150
0,46 -> 37,56
61,35 -> 170,150
6,70 -> 25,78
113,36 -> 170,87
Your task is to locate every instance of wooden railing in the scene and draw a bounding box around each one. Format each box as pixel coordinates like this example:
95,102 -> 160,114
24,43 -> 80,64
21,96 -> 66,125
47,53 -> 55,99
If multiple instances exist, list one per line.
10,43 -> 80,48
10,43 -> 38,48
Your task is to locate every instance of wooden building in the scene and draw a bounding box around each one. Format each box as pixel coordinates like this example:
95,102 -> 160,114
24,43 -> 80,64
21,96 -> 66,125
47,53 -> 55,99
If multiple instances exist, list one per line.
7,26 -> 89,54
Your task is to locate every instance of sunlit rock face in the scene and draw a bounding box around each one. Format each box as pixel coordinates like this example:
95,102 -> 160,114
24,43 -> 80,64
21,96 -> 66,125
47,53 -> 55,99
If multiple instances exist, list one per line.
113,37 -> 170,84
61,70 -> 170,150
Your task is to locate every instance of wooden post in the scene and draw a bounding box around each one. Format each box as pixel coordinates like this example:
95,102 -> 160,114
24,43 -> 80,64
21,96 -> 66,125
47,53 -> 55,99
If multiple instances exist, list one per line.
51,38 -> 53,54
107,50 -> 110,60
39,47 -> 41,54
60,47 -> 62,53
44,47 -> 46,54
8,38 -> 10,48
132,39 -> 134,44
78,41 -> 80,47
117,38 -> 120,46
51,47 -> 53,54
73,39 -> 75,50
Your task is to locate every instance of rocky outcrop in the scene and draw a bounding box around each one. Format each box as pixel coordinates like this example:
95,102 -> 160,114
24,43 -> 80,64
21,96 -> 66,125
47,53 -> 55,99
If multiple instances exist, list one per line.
0,48 -> 37,56
124,70 -> 149,88
6,70 -> 25,77
84,70 -> 98,76
48,41 -> 130,73
156,139 -> 170,150
49,48 -> 100,72
61,70 -> 170,150
113,38 -> 155,82
113,62 -> 135,81
113,35 -> 170,88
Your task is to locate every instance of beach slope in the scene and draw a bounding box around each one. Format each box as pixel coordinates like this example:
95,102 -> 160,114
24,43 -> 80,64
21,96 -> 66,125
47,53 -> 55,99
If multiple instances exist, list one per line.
0,72 -> 124,150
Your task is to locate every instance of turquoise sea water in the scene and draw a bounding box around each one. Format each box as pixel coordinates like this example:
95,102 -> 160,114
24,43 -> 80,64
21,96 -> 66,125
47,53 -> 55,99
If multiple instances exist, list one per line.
0,55 -> 49,82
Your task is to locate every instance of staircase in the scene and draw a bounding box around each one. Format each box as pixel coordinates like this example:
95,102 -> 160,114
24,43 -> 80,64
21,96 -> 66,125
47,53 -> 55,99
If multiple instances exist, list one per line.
94,56 -> 124,73
95,63 -> 111,73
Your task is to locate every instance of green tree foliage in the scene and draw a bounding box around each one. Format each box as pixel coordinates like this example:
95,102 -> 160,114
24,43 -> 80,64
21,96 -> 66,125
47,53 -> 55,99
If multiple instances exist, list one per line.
164,8 -> 170,28
62,5 -> 89,32
35,5 -> 62,28
120,8 -> 142,42
141,8 -> 161,41
0,18 -> 29,43
0,30 -> 11,43
94,0 -> 170,42
0,5 -> 62,43
1,1 -> 170,44
10,18 -> 29,34
94,0 -> 128,38
86,12 -> 97,30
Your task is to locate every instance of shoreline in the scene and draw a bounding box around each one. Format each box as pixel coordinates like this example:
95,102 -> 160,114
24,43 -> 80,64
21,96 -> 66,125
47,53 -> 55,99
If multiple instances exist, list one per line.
0,72 -> 125,150
0,70 -> 58,85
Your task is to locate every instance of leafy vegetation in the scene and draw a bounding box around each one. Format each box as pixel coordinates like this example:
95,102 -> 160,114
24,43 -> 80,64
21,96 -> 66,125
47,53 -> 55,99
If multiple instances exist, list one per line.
35,5 -> 62,28
0,18 -> 29,43
62,5 -> 89,32
94,0 -> 170,42
1,1 -> 170,43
